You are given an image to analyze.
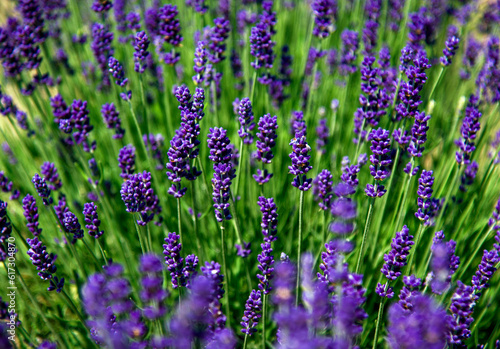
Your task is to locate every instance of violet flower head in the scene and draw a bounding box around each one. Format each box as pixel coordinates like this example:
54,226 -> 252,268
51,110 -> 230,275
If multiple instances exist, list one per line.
41,162 -> 62,191
201,261 -> 226,330
471,249 -> 499,296
69,99 -> 93,148
32,173 -> 53,205
207,127 -> 236,222
22,194 -> 42,236
144,133 -> 165,170
193,40 -> 207,85
490,198 -> 500,253
408,11 -> 425,50
163,232 -> 185,289
316,118 -> 329,153
440,27 -> 460,67
120,171 -> 162,226
83,202 -> 104,239
258,196 -> 278,243
19,0 -> 47,44
447,280 -> 475,345
330,193 -> 357,235
101,103 -> 124,139
158,4 -> 183,64
250,19 -> 276,77
312,0 -> 336,39
91,0 -> 112,14
50,94 -> 70,124
253,113 -> 278,184
237,97 -> 255,144
388,0 -> 405,31
456,94 -> 482,165
415,169 -> 435,224
430,239 -> 459,295
388,295 -> 447,349
339,29 -> 359,75
235,241 -> 252,258
26,236 -> 57,280
288,131 -> 313,191
313,169 -> 333,210
257,242 -> 275,295
207,17 -> 230,65
377,225 -> 414,298
0,200 -> 12,245
241,289 -> 262,336
397,275 -> 422,312
461,36 -> 481,80
118,144 -> 136,180
133,31 -> 150,74
365,128 -> 392,198
108,56 -> 131,100
90,23 -> 114,87
139,254 -> 168,319
63,211 -> 84,244
408,111 -> 431,158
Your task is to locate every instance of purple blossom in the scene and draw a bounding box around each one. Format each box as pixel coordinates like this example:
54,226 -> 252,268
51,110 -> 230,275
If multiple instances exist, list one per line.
193,40 -> 207,85
158,5 -> 183,64
91,0 -> 112,13
101,103 -> 124,139
63,211 -> 84,244
133,31 -> 150,73
26,236 -> 57,280
312,0 -> 336,39
430,238 -> 459,295
313,169 -> 333,210
456,95 -> 482,165
237,98 -> 255,144
201,261 -> 226,331
365,128 -> 392,198
288,130 -> 313,191
83,203 -> 104,239
40,162 -> 62,191
22,194 -> 42,236
446,281 -> 475,345
108,56 -> 131,100
339,30 -> 359,75
144,133 -> 165,170
32,173 -> 53,205
90,23 -> 114,87
471,249 -> 499,296
415,170 -> 436,224
241,289 -> 262,335
253,113 -> 278,184
118,145 -> 136,180
139,254 -> 167,320
460,36 -> 481,80
397,275 -> 422,312
440,27 -> 460,66
206,17 -> 230,65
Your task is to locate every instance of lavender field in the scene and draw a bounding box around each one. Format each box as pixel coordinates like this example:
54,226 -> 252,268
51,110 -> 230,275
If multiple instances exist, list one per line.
0,0 -> 500,348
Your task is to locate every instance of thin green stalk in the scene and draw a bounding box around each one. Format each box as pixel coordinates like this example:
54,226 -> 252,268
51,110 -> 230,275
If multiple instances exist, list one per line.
134,217 -> 146,254
146,224 -> 153,253
262,294 -> 267,349
433,165 -> 461,231
356,197 -> 376,274
230,194 -> 253,291
211,80 -> 220,126
139,74 -> 149,138
395,164 -> 414,231
220,220 -> 231,328
372,294 -> 387,349
249,70 -> 257,103
406,224 -> 424,274
457,224 -> 495,280
296,190 -> 305,306
313,210 -> 329,270
177,197 -> 183,246
243,334 -> 249,349
96,239 -> 108,265
427,67 -> 445,103
10,263 -> 67,348
235,139 -> 245,199
61,289 -> 88,329
82,238 -> 101,268
191,181 -> 203,260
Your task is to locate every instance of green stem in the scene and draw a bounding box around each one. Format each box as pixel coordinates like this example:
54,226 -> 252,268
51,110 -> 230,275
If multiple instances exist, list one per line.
433,165 -> 461,231
262,293 -> 267,349
406,224 -> 424,274
356,197 -> 375,274
220,220 -> 231,328
457,225 -> 495,280
249,70 -> 257,104
191,181 -> 203,260
243,334 -> 249,349
82,238 -> 101,268
134,218 -> 146,254
395,164 -> 414,231
373,296 -> 386,349
177,197 -> 183,247
230,194 -> 253,291
235,139 -> 245,199
427,67 -> 445,103
96,239 -> 108,265
296,190 -> 305,306
61,289 -> 88,329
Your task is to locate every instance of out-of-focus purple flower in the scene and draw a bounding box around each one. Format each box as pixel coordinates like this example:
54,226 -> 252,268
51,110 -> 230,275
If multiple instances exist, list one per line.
313,169 -> 333,210
241,289 -> 262,336
339,30 -> 359,75
101,103 -> 124,139
397,275 -> 422,312
157,4 -> 183,64
120,171 -> 162,226
193,40 -> 207,85
237,98 -> 255,144
235,241 -> 252,258
461,36 -> 482,80
388,294 -> 447,349
366,128 -> 391,198
253,113 -> 278,184
459,160 -> 478,193
312,0 -> 336,39
108,56 -> 131,100
118,145 -> 136,180
206,17 -> 230,65
207,127 -> 235,222
440,26 -> 460,66
408,11 -> 425,50
377,225 -> 414,298
186,0 -> 208,14
430,236 -> 459,294
139,254 -> 167,320
362,20 -> 379,55
91,23 -> 114,87
201,261 -> 226,331
32,173 -> 53,205
230,50 -> 244,90
288,130 -> 313,191
316,118 -> 329,153
456,95 -> 482,165
133,31 -> 150,73
22,194 -> 42,236
83,202 -> 104,239
490,198 -> 500,253
446,280 -> 475,345
388,0 -> 405,30
91,0 -> 112,14
41,162 -> 62,191
144,133 -> 165,170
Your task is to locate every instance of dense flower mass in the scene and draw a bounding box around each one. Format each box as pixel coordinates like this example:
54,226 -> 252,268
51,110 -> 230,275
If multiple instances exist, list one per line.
366,128 -> 392,198
253,113 -> 278,184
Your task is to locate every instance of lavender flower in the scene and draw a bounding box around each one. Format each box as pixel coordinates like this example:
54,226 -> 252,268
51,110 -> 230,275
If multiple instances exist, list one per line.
253,113 -> 278,184
471,249 -> 499,296
0,200 -> 12,261
193,40 -> 207,85
201,261 -> 226,330
40,162 -> 62,191
312,0 -> 336,39
241,289 -> 262,335
316,118 -> 329,153
339,30 -> 359,75
90,23 -> 114,87
313,169 -> 333,210
446,281 -> 475,345
63,211 -> 84,244
158,5 -> 183,64
163,232 -> 184,289
207,127 -> 236,222
456,95 -> 482,165
91,0 -> 112,14
32,173 -> 52,205
139,254 -> 167,319
440,27 -> 460,66
144,133 -> 165,170
415,170 -> 435,223
108,57 -> 131,100
118,145 -> 136,180
206,17 -> 230,65
83,203 -> 104,239
461,36 -> 481,80
288,130 -> 313,191
376,225 -> 414,298
430,238 -> 459,295
68,99 -> 93,149
26,237 -> 57,280
133,31 -> 149,73
101,103 -> 124,139
22,194 -> 42,236
365,128 -> 392,198
397,275 -> 422,312
237,98 -> 255,144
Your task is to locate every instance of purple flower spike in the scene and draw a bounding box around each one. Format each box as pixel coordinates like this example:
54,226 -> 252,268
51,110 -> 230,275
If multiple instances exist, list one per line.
91,0 -> 112,13
69,99 -> 93,149
32,173 -> 53,205
441,27 -> 460,67
101,103 -> 124,139
288,130 -> 313,191
41,162 -> 62,191
118,145 -> 136,180
207,127 -> 236,222
63,211 -> 84,244
313,169 -> 333,210
312,0 -> 336,39
83,203 -> 104,239
90,23 -> 114,87
377,225 -> 414,298
241,289 -> 262,335
50,94 -> 70,124
472,249 -> 499,296
237,98 -> 255,144
446,281 -> 475,345
108,57 -> 131,100
415,170 -> 435,223
316,118 -> 329,153
365,128 -> 392,198
206,17 -> 230,65
456,95 -> 482,165
253,114 -> 278,184
430,237 -> 459,295
22,194 -> 42,236
139,254 -> 168,319
193,40 -> 207,85
158,4 -> 183,64
339,29 -> 359,75
235,241 -> 252,258
133,31 -> 150,74
397,275 -> 422,312
408,111 -> 431,158
258,196 -> 278,244
26,236 -> 57,280
163,232 -> 184,289
201,261 -> 226,330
